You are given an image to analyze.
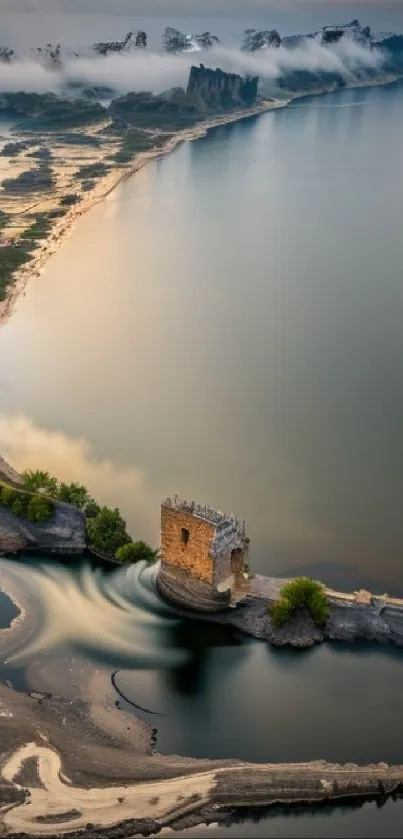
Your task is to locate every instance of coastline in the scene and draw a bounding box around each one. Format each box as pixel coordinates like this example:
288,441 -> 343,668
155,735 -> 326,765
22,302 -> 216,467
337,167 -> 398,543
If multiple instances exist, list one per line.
2,562 -> 403,834
0,97 -> 288,330
0,73 -> 400,331
1,671 -> 403,838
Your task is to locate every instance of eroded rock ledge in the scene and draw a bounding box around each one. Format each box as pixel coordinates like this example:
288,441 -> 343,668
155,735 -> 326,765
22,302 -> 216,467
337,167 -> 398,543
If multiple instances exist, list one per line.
157,571 -> 403,649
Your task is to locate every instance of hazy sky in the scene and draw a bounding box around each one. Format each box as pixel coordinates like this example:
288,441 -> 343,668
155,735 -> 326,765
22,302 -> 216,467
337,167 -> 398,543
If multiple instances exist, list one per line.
2,0 -> 403,17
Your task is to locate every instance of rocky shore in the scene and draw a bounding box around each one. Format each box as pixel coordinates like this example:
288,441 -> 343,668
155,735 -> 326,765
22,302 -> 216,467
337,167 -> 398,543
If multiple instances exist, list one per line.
2,678 -> 403,838
157,572 -> 403,650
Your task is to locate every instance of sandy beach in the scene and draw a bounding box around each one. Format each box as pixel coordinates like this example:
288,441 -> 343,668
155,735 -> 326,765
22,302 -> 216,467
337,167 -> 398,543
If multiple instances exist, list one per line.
0,98 -> 287,331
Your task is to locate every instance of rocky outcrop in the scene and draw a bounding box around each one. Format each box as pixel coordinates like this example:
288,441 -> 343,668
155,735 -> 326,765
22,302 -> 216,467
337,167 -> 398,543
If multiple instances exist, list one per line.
186,64 -> 259,112
92,31 -> 147,56
320,20 -> 371,45
157,564 -> 231,612
194,32 -> 220,49
0,47 -> 14,63
0,501 -> 86,555
242,29 -> 281,51
162,27 -> 219,54
158,569 -> 403,649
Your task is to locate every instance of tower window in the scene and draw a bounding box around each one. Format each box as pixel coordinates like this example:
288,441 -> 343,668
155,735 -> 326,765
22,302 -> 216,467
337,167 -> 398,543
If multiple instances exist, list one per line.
181,527 -> 190,546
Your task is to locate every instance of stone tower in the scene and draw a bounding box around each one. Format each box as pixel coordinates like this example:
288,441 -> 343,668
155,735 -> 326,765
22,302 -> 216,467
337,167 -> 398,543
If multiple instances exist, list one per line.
157,496 -> 250,612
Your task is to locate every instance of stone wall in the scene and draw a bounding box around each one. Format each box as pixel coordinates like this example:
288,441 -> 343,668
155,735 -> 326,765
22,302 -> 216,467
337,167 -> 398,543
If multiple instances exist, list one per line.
160,505 -> 215,584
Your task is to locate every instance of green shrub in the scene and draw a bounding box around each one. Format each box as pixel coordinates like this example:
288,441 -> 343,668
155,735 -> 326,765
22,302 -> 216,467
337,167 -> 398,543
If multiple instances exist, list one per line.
270,577 -> 330,628
270,597 -> 293,628
0,481 -> 53,523
0,485 -> 18,506
84,500 -> 101,519
57,482 -> 90,509
21,470 -> 58,496
115,541 -> 157,564
26,494 -> 54,523
86,506 -> 129,554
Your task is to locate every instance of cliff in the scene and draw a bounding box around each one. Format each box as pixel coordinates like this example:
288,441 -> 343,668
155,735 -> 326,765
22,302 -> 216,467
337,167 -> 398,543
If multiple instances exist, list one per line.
0,455 -> 86,556
186,64 -> 259,112
0,502 -> 86,555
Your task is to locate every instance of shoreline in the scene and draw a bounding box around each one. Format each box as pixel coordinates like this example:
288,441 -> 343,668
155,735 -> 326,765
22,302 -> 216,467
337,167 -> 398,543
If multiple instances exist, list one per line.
1,673 -> 403,837
0,97 -> 287,330
1,72 -> 400,331
1,565 -> 403,835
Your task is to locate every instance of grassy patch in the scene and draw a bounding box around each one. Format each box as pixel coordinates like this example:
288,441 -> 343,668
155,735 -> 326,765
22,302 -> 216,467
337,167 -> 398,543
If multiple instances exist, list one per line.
112,130 -> 156,164
270,577 -> 330,628
0,246 -> 32,301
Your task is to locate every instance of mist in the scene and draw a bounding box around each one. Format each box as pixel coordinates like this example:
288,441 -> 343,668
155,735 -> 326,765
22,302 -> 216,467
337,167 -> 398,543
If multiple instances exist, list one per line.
0,36 -> 386,96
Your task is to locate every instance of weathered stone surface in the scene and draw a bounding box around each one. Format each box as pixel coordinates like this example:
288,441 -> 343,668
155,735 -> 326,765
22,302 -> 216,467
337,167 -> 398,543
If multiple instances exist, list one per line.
0,502 -> 86,555
186,64 -> 259,112
242,29 -> 281,51
157,564 -> 231,612
161,504 -> 215,584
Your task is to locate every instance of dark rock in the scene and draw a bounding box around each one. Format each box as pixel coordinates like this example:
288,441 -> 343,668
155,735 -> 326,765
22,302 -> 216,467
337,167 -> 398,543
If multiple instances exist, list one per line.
163,27 -> 191,54
186,64 -> 259,111
34,43 -> 61,66
194,32 -> 221,49
320,20 -> 371,46
242,29 -> 281,51
0,501 -> 86,554
0,46 -> 14,63
93,31 -> 147,56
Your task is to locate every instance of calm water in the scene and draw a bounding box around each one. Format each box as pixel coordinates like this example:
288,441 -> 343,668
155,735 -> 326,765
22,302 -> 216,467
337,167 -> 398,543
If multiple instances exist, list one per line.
0,587 -> 19,628
1,82 -> 403,837
1,82 -> 403,585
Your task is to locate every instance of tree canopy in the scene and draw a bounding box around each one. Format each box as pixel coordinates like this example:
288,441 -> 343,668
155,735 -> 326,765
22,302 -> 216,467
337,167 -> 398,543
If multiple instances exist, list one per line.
18,469 -> 157,562
115,540 -> 158,564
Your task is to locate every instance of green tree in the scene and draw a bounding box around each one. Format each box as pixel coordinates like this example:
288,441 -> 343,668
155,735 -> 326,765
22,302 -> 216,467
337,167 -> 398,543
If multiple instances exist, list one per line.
115,541 -> 157,565
270,577 -> 330,628
0,485 -> 18,506
84,500 -> 101,519
21,469 -> 58,496
57,482 -> 91,509
26,494 -> 54,523
86,506 -> 129,554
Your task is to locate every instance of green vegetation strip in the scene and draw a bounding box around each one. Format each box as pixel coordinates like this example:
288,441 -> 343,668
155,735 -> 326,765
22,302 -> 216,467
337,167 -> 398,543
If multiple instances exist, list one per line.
270,577 -> 330,628
0,481 -> 54,523
17,470 -> 157,563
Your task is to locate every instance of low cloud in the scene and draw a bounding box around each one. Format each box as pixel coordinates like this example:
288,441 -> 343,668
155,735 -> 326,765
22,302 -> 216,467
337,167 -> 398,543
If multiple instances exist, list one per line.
0,36 -> 385,96
0,413 -> 156,543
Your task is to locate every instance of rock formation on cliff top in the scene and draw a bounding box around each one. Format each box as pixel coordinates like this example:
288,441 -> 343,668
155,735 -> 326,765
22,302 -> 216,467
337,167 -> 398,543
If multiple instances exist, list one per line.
186,64 -> 259,112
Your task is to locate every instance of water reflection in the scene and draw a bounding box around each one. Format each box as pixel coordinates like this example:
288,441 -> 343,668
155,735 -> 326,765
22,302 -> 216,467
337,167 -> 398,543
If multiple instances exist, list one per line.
178,797 -> 403,839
